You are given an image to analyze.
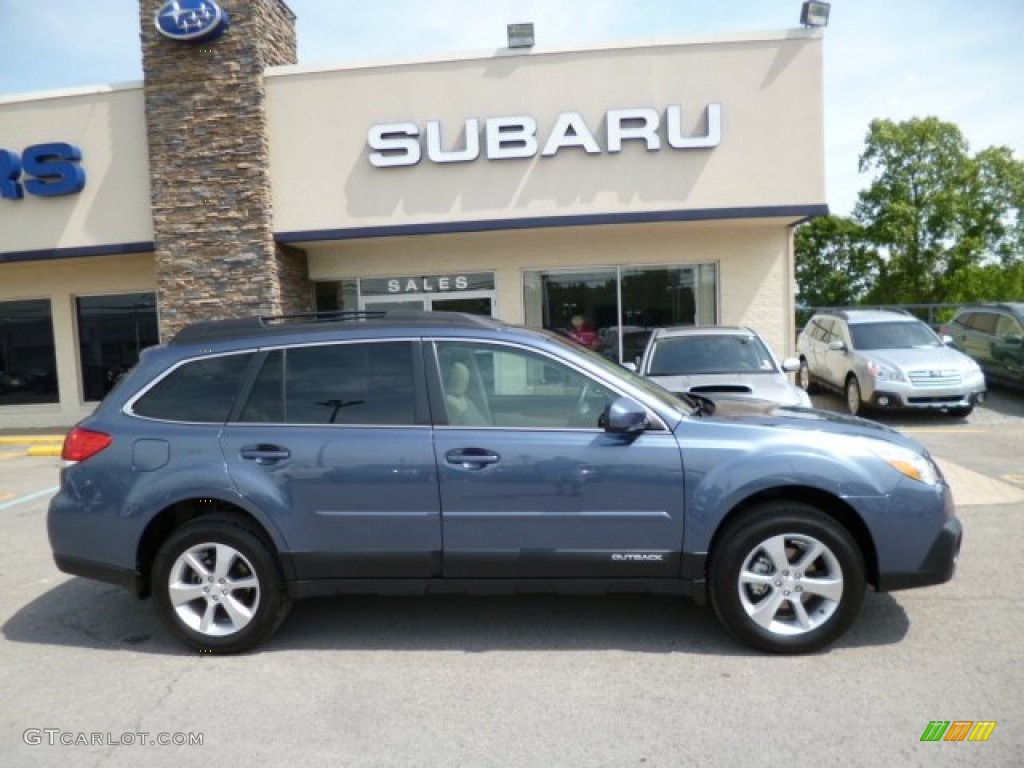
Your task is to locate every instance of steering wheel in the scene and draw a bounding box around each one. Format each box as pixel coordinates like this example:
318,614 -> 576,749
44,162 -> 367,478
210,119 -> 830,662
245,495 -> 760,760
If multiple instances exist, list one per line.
571,382 -> 595,426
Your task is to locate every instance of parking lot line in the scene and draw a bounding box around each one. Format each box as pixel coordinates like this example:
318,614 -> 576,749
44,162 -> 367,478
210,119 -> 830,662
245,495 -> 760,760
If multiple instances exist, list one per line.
0,486 -> 58,511
0,451 -> 22,461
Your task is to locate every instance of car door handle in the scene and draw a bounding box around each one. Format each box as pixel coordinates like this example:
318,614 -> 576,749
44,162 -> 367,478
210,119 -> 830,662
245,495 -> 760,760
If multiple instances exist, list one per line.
240,444 -> 291,464
445,448 -> 500,469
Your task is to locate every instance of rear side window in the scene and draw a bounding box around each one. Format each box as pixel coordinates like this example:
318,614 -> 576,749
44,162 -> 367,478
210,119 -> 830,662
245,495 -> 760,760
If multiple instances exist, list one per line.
240,341 -> 417,425
132,353 -> 253,422
967,313 -> 998,334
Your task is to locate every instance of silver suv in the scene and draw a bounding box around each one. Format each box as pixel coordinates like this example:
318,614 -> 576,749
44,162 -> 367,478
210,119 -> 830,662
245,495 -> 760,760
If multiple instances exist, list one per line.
797,309 -> 986,417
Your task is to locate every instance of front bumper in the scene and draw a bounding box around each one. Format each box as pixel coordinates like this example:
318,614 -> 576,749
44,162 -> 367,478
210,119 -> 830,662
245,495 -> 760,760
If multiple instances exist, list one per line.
877,517 -> 963,591
867,384 -> 986,411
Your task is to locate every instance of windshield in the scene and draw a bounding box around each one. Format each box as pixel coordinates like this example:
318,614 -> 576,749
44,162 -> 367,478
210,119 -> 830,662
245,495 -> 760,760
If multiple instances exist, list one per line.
543,332 -> 694,418
850,321 -> 943,350
649,334 -> 778,376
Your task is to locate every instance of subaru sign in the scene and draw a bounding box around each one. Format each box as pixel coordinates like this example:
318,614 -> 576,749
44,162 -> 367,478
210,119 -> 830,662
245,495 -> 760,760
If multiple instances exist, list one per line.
155,0 -> 230,43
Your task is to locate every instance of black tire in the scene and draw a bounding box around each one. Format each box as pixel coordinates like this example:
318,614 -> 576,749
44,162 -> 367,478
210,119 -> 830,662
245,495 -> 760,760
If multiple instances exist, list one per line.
152,514 -> 291,654
709,502 -> 866,654
947,405 -> 974,418
845,375 -> 865,416
797,358 -> 817,394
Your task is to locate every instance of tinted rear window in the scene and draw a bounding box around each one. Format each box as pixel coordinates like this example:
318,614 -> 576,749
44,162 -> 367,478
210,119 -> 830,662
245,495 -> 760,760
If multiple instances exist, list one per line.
132,353 -> 253,422
240,341 -> 417,425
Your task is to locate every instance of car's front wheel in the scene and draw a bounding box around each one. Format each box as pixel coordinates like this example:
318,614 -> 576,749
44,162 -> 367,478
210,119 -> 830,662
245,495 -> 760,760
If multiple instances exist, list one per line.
709,502 -> 866,654
947,405 -> 974,419
845,375 -> 864,416
797,358 -> 817,394
152,514 -> 292,654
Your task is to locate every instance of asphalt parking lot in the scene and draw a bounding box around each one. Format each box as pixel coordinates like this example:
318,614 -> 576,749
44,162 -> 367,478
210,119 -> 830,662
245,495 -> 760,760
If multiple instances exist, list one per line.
1,391 -> 1022,767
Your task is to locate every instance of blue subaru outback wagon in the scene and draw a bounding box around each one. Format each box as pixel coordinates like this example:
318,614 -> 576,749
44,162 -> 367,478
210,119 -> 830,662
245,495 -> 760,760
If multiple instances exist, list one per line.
48,311 -> 961,654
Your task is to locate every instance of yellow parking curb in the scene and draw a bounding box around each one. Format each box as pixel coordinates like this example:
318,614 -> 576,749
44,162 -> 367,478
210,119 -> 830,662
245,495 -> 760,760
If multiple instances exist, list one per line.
26,445 -> 63,457
0,435 -> 65,444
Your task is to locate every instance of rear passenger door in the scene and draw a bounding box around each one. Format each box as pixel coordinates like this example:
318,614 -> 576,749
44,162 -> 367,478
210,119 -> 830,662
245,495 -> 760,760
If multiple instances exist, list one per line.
220,339 -> 442,579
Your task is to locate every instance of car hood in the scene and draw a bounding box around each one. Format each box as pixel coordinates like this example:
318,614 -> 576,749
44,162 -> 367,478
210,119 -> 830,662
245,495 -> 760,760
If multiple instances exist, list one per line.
649,372 -> 808,407
683,395 -> 925,453
861,346 -> 975,371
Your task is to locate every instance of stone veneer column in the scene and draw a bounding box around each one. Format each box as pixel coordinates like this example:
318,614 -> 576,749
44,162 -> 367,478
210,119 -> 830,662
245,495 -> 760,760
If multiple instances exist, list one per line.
139,0 -> 310,339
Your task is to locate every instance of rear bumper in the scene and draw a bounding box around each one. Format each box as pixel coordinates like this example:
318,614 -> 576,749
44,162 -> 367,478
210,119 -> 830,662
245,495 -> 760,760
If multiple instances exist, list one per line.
877,517 -> 963,591
53,554 -> 145,598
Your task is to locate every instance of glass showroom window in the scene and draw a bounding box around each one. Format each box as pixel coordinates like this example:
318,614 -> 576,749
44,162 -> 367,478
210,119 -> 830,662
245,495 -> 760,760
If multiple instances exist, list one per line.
77,293 -> 159,401
523,264 -> 717,363
0,299 -> 59,406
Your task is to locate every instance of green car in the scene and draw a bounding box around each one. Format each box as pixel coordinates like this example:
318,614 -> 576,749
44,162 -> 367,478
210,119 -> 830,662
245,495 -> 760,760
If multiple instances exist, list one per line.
948,303 -> 1024,390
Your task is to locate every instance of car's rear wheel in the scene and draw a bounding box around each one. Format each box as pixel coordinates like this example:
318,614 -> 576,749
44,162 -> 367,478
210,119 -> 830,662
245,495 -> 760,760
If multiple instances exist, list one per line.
709,502 -> 866,654
797,358 -> 817,394
845,375 -> 864,416
152,514 -> 291,654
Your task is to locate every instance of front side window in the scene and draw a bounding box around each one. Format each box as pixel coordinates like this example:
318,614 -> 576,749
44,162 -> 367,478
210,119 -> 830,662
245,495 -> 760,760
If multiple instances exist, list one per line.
0,299 -> 58,406
132,353 -> 253,422
240,341 -> 417,425
77,293 -> 159,401
523,264 -> 717,364
436,341 -> 615,429
996,313 -> 1022,337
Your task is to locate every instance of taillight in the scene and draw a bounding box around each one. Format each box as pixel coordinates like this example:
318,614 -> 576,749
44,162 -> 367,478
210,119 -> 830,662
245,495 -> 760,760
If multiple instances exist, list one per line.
62,427 -> 113,462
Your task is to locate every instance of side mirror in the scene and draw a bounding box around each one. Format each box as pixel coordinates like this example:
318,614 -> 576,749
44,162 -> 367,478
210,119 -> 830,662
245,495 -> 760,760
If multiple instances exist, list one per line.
781,357 -> 800,373
941,334 -> 955,345
622,361 -> 638,373
602,396 -> 648,435
828,340 -> 847,352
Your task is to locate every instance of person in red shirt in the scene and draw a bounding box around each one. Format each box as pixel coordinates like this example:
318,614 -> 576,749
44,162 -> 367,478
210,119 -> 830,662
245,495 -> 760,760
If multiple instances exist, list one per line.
567,314 -> 599,349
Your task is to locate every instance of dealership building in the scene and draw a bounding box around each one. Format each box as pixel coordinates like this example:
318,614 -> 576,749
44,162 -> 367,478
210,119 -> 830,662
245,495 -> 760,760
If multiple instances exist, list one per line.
0,0 -> 826,428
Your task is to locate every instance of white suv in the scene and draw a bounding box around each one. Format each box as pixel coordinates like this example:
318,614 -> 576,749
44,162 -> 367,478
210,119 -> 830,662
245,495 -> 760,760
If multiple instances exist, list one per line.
796,309 -> 986,417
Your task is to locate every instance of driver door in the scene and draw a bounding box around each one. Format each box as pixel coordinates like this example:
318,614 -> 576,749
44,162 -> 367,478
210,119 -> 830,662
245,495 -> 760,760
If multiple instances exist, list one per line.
430,340 -> 686,579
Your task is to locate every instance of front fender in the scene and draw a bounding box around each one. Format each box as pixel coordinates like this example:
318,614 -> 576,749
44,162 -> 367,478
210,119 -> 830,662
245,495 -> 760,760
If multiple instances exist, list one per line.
682,447 -> 899,554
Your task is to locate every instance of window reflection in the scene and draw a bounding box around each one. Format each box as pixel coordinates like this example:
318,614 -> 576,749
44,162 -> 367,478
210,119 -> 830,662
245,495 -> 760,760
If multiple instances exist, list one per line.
0,299 -> 59,406
77,293 -> 159,401
524,264 -> 717,364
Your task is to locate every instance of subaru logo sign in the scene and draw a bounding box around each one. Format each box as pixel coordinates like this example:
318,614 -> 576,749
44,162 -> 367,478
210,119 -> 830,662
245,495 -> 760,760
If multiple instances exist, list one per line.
155,0 -> 229,43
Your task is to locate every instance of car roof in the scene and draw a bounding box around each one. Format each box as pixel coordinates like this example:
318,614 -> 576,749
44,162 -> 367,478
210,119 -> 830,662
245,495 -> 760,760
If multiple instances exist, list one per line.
954,302 -> 1024,316
815,309 -> 919,325
652,325 -> 757,339
171,310 -> 508,346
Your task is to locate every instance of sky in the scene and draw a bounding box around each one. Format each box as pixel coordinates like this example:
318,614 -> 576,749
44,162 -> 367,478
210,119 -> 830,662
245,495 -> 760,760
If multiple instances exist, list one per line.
2,0 -> 1022,215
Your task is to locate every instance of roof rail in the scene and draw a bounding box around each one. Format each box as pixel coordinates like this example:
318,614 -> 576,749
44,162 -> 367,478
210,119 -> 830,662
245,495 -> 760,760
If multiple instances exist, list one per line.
170,308 -> 503,345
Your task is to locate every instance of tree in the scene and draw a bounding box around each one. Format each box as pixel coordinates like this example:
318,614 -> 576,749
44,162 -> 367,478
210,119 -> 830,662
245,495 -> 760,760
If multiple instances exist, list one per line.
854,117 -> 1024,304
795,214 -> 876,308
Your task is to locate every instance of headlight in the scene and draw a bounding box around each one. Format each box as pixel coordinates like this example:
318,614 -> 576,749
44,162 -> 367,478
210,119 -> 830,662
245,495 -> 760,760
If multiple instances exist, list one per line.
867,360 -> 903,382
867,441 -> 940,486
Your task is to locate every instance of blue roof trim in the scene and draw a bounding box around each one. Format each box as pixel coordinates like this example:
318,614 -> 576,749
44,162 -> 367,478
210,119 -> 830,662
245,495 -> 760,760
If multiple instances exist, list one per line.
0,241 -> 155,264
275,205 -> 830,243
